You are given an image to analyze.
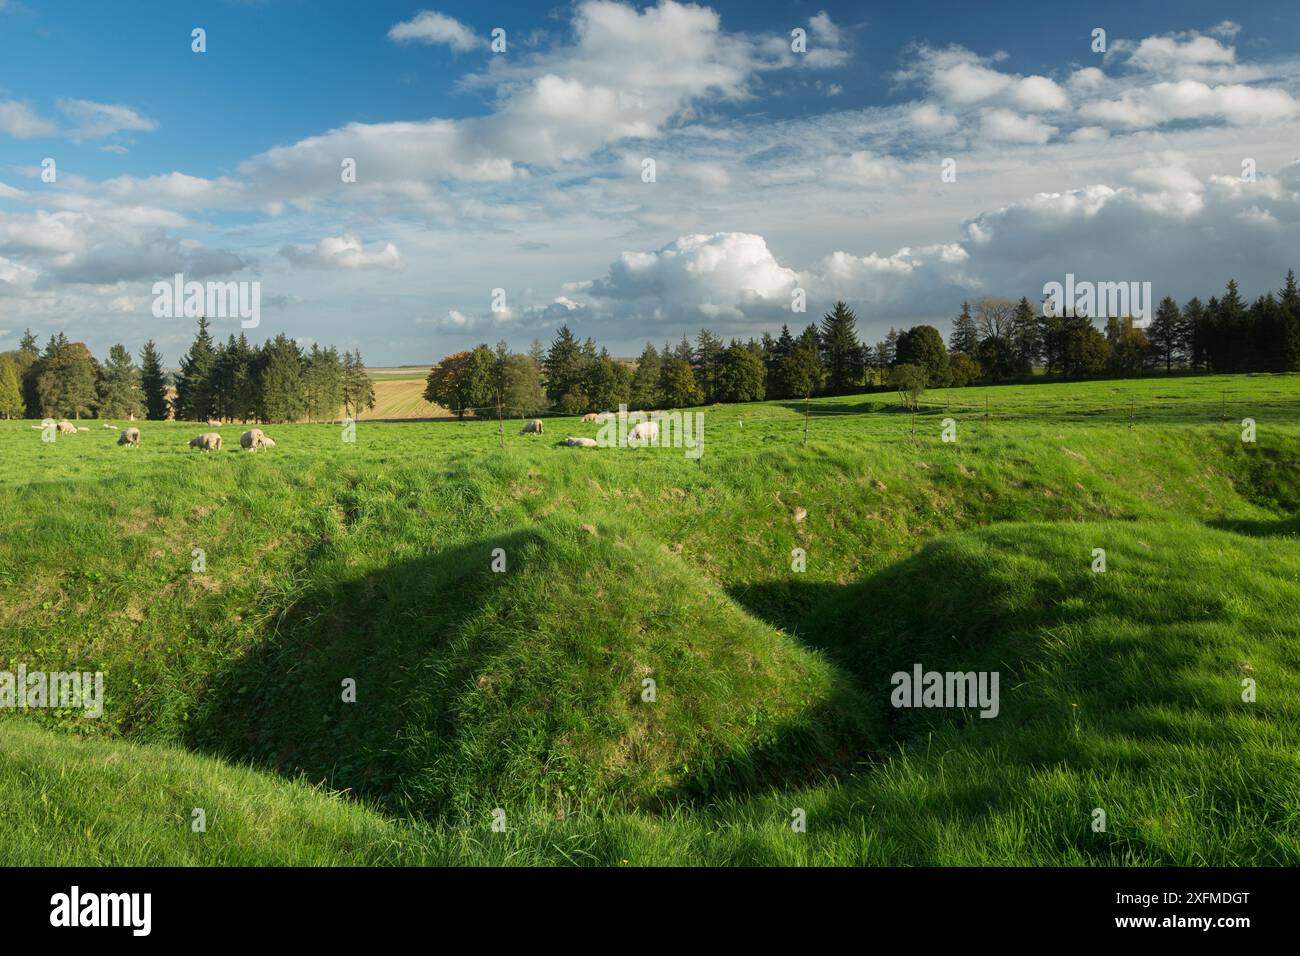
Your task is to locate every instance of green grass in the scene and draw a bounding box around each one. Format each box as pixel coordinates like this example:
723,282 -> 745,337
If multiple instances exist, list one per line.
1,372 -> 1297,865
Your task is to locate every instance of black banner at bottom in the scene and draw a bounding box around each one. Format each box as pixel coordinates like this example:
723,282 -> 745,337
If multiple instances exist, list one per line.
1,866 -> 1282,941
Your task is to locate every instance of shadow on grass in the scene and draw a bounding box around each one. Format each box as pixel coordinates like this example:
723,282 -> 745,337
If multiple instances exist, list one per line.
1206,514 -> 1300,537
727,523 -> 1241,744
187,530 -> 546,815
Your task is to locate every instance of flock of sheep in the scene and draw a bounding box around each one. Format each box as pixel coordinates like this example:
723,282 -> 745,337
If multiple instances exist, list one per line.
35,411 -> 654,453
518,411 -> 658,447
33,421 -> 276,451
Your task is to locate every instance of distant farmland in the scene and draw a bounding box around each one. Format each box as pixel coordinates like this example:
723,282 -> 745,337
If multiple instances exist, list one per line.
360,367 -> 445,420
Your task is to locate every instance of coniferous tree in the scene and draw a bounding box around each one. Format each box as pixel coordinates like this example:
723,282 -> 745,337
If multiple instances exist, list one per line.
543,325 -> 583,405
96,344 -> 143,419
342,349 -> 377,419
303,344 -> 345,421
882,328 -> 899,367
1212,280 -> 1248,372
1181,297 -> 1208,372
819,301 -> 864,393
1280,270 -> 1300,371
1010,297 -> 1040,375
139,340 -> 170,420
950,302 -> 979,356
256,334 -> 306,423
173,317 -> 217,421
629,343 -> 663,409
1149,297 -> 1183,372
694,329 -> 724,402
767,325 -> 795,397
784,325 -> 827,399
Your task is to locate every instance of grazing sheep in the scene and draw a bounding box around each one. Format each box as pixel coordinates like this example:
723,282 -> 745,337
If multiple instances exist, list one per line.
117,427 -> 141,447
627,420 -> 659,444
103,423 -> 117,430
206,419 -> 222,427
581,412 -> 605,423
240,428 -> 275,451
563,436 -> 599,447
189,432 -> 222,452
76,427 -> 89,432
56,420 -> 78,434
520,419 -> 545,435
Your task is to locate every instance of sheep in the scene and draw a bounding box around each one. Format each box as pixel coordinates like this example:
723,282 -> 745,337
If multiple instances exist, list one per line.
240,428 -> 275,451
56,420 -> 77,434
206,419 -> 222,427
520,419 -> 545,435
563,436 -> 599,447
76,427 -> 89,432
627,420 -> 659,444
117,427 -> 141,447
188,432 -> 222,452
102,423 -> 117,430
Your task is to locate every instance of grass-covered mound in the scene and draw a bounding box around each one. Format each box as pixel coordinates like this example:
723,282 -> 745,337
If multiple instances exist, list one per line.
186,518 -> 872,819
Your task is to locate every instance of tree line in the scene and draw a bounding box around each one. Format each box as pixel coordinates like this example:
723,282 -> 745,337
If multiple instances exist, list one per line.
0,317 -> 377,422
422,270 -> 1300,418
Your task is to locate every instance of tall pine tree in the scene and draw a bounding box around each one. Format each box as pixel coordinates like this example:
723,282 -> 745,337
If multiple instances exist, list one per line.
139,341 -> 170,420
819,301 -> 864,393
173,317 -> 217,421
96,344 -> 143,419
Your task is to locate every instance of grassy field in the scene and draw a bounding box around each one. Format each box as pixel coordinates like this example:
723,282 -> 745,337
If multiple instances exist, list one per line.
1,372 -> 1297,865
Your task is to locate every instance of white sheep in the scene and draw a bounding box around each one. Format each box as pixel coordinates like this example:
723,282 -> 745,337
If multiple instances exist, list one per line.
563,436 -> 599,447
627,420 -> 659,444
240,428 -> 275,450
102,423 -> 117,430
117,427 -> 141,447
189,432 -> 222,452
520,419 -> 545,435
56,420 -> 77,434
240,428 -> 276,450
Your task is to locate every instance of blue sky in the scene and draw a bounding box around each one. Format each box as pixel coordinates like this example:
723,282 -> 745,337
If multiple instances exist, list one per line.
2,0 -> 1299,364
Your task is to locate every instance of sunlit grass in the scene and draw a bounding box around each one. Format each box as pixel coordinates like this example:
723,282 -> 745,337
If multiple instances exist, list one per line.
1,372 -> 1297,865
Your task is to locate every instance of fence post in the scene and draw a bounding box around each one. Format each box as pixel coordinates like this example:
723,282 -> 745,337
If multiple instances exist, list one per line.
803,393 -> 810,446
